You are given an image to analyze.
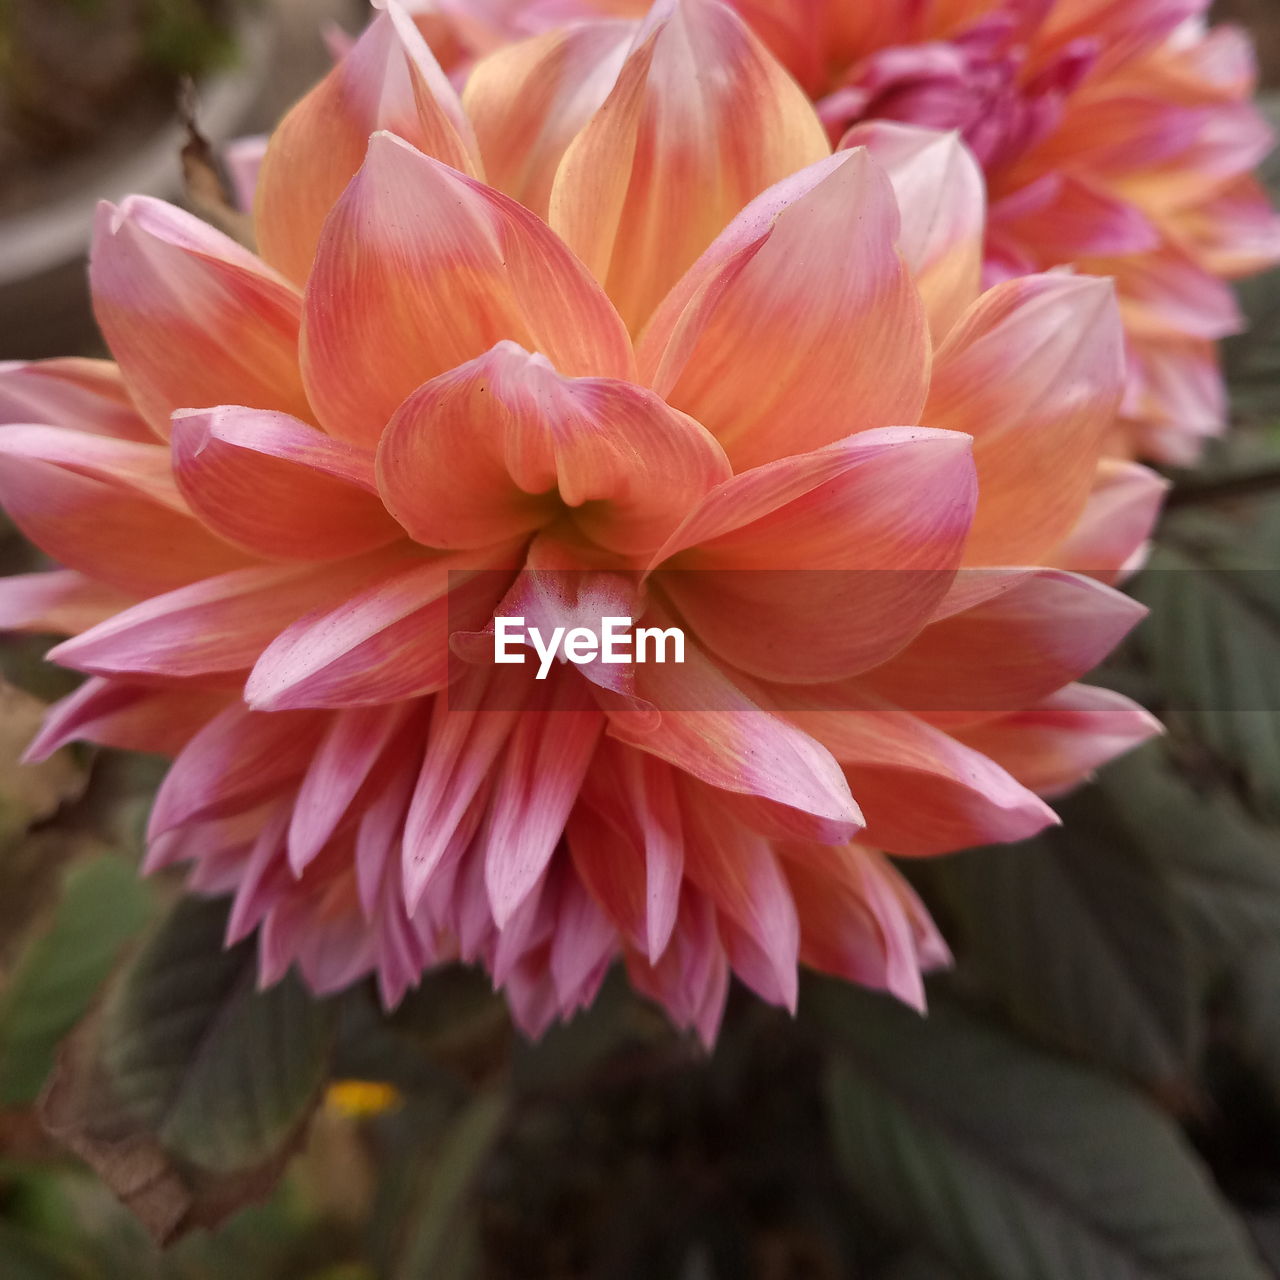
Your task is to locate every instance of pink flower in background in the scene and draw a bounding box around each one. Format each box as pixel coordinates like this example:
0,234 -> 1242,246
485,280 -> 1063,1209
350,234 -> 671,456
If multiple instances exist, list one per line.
0,0 -> 1159,1043
430,0 -> 1280,463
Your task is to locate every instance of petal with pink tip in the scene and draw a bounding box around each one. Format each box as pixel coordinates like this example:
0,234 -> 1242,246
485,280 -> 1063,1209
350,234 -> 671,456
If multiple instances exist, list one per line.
378,340 -> 728,554
246,550 -> 512,710
637,149 -> 929,470
90,198 -> 310,435
549,876 -> 618,1009
652,428 -> 976,683
859,569 -> 1147,721
955,685 -> 1162,798
302,132 -> 633,448
172,407 -> 402,561
288,704 -> 413,874
1048,459 -> 1169,583
608,635 -> 863,842
839,121 -> 986,338
463,21 -> 633,219
1124,334 -> 1225,465
927,273 -> 1125,566
0,572 -> 135,636
26,678 -> 232,762
255,3 -> 481,284
0,425 -> 252,594
568,737 -> 684,958
148,703 -> 328,837
548,0 -> 829,333
49,557 -> 399,680
679,784 -> 799,1011
0,359 -> 153,441
1172,174 -> 1280,278
780,688 -> 1057,856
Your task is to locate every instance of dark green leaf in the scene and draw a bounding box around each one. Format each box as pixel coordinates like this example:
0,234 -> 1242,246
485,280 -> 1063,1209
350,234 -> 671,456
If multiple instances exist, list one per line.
0,855 -> 154,1105
41,894 -> 335,1243
910,779 -> 1199,1093
813,981 -> 1268,1280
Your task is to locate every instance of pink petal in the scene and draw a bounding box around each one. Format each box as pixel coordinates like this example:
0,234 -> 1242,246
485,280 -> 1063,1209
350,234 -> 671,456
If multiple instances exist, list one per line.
255,3 -> 482,284
637,148 -> 929,470
301,131 -> 633,448
0,571 -> 135,636
0,358 -> 153,441
651,428 -> 976,683
90,198 -> 310,435
172,407 -> 403,561
377,340 -> 728,554
926,273 -> 1125,566
1048,459 -> 1169,583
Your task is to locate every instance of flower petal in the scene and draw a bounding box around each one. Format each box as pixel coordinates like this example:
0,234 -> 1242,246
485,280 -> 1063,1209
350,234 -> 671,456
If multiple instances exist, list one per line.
859,568 -> 1148,721
172,407 -> 403,561
548,0 -> 829,333
0,571 -> 135,636
378,340 -> 728,554
90,198 -> 310,435
926,273 -> 1125,566
637,148 -> 929,469
1048,459 -> 1168,583
255,2 -> 482,284
463,20 -> 634,219
652,428 -> 975,683
840,121 -> 986,338
0,358 -> 153,441
0,425 -> 251,594
302,131 -> 634,448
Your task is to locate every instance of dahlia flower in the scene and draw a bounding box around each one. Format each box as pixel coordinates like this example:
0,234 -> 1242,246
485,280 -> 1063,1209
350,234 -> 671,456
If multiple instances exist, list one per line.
0,0 -> 1159,1044
422,0 -> 1280,463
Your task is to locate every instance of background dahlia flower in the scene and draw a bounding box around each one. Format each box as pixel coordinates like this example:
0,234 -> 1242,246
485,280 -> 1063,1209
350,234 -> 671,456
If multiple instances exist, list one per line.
417,0 -> 1280,463
0,0 -> 1160,1044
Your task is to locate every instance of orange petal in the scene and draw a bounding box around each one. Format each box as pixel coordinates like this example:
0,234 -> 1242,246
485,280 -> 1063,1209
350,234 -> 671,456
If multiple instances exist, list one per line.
463,20 -> 634,219
90,199 -> 310,436
172,407 -> 403,561
637,149 -> 929,470
840,122 -> 985,339
301,132 -> 634,448
0,425 -> 251,594
255,1 -> 481,285
651,427 -> 975,683
0,358 -> 154,441
548,0 -> 829,333
926,273 -> 1125,566
377,340 -> 728,554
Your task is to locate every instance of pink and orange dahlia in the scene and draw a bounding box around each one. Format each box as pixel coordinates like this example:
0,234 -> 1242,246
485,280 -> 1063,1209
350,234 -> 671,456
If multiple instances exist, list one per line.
0,0 -> 1160,1043
424,0 -> 1280,462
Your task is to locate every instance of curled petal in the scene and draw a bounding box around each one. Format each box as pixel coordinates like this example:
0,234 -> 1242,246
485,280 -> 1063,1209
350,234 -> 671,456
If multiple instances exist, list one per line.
549,0 -> 829,333
172,407 -> 403,561
255,2 -> 481,284
0,359 -> 153,441
927,273 -> 1125,566
637,149 -> 929,469
302,131 -> 634,448
378,340 -> 728,553
90,198 -> 310,435
652,428 -> 976,683
464,20 -> 634,218
840,121 -> 986,337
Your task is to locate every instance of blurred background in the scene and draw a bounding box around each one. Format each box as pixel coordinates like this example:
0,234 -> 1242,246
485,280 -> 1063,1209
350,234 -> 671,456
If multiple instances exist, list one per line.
4,3 -> 1280,1279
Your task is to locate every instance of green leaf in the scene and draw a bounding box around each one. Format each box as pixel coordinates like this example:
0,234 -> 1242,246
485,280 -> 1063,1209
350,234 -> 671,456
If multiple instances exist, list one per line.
1094,744 -> 1280,965
910,779 -> 1199,1093
41,894 -> 335,1244
813,981 -> 1268,1280
0,855 -> 154,1105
